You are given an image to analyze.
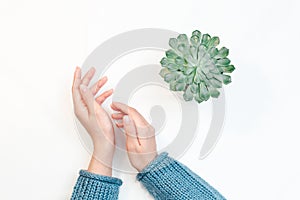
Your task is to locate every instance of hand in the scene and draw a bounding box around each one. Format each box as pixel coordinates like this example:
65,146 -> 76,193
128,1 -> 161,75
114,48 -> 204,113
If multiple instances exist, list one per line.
111,102 -> 158,172
72,66 -> 115,176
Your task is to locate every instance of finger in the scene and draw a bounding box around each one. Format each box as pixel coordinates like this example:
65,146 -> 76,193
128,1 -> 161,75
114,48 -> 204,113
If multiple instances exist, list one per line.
72,66 -> 81,91
111,113 -> 126,120
110,102 -> 131,113
79,84 -> 95,114
123,115 -> 140,147
91,76 -> 108,96
81,67 -> 96,86
95,89 -> 113,105
72,67 -> 82,106
110,103 -> 120,112
115,122 -> 124,128
111,102 -> 149,126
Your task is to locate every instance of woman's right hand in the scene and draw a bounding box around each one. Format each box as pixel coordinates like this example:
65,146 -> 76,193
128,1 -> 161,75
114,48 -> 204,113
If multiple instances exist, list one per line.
111,102 -> 158,172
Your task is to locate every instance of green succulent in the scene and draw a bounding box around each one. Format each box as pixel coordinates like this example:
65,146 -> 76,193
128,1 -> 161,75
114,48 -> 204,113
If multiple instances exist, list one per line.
159,30 -> 235,103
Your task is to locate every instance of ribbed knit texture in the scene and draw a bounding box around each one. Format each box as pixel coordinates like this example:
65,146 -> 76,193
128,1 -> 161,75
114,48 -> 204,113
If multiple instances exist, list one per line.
137,152 -> 226,200
71,170 -> 122,200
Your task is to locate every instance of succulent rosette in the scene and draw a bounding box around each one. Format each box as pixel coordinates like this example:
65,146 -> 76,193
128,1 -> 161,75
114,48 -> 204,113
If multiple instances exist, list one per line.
159,30 -> 235,103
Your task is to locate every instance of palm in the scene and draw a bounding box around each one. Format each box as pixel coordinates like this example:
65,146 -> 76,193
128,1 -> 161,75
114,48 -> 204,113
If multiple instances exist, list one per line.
94,103 -> 114,142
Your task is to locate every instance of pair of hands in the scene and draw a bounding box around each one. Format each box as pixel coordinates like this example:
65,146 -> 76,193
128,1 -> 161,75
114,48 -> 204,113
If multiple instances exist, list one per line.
72,67 -> 157,176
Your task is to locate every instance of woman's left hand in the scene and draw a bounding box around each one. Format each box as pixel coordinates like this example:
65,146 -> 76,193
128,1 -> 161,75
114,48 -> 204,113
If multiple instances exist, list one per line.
72,66 -> 115,176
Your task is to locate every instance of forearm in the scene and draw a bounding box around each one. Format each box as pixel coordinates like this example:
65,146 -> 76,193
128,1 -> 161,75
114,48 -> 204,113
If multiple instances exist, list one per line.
137,152 -> 226,200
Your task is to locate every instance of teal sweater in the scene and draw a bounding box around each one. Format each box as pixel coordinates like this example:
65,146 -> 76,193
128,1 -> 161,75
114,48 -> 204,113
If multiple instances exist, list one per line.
71,152 -> 225,199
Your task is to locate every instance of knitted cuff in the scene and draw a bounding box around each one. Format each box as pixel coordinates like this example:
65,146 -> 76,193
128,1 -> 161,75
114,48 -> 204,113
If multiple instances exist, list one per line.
136,152 -> 173,181
71,170 -> 122,200
136,152 -> 226,200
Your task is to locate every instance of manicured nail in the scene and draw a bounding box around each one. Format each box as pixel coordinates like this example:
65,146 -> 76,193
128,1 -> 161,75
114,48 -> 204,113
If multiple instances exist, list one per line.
123,115 -> 130,124
80,84 -> 87,92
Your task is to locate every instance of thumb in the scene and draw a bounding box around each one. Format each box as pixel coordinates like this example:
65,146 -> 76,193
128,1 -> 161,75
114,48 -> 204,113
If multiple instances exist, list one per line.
123,115 -> 140,147
79,84 -> 95,114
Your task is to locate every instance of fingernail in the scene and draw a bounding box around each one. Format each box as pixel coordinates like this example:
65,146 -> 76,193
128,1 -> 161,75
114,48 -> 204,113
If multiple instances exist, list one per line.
80,84 -> 87,92
98,79 -> 103,86
123,115 -> 130,124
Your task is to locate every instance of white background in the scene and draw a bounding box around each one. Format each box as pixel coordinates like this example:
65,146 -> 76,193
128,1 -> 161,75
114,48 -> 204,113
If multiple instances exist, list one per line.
1,0 -> 300,199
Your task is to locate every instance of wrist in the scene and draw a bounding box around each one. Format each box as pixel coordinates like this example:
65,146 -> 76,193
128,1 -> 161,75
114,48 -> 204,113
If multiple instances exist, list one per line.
92,133 -> 115,156
136,152 -> 158,172
88,154 -> 113,177
93,144 -> 114,165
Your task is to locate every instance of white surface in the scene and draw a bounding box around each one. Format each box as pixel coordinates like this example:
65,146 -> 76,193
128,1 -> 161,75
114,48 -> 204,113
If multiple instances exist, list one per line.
0,0 -> 300,199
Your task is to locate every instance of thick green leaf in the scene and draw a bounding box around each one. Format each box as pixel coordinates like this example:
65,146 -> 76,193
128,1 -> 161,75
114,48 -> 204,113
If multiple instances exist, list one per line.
176,73 -> 185,83
167,63 -> 179,71
190,46 -> 197,59
198,70 -> 207,81
190,84 -> 199,94
217,58 -> 231,65
209,78 -> 222,88
222,74 -> 232,84
159,68 -> 170,78
185,54 -> 197,66
160,57 -> 169,67
200,66 -> 209,74
175,56 -> 184,65
169,81 -> 177,91
209,67 -> 220,74
194,94 -> 204,103
199,82 -> 209,100
169,38 -> 178,49
207,36 -> 220,48
193,72 -> 201,84
183,85 -> 194,101
215,47 -> 229,59
221,65 -> 235,73
178,43 -> 188,54
166,50 -> 178,59
164,73 -> 176,83
208,47 -> 218,58
190,35 -> 200,46
186,75 -> 194,84
192,30 -> 201,38
183,67 -> 195,75
175,82 -> 186,91
201,34 -> 211,46
213,74 -> 223,82
208,86 -> 220,98
197,45 -> 206,59
177,34 -> 188,44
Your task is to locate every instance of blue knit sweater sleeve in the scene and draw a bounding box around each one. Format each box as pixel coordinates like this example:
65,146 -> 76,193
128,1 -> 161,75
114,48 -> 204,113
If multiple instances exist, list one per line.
136,152 -> 226,200
71,170 -> 122,200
